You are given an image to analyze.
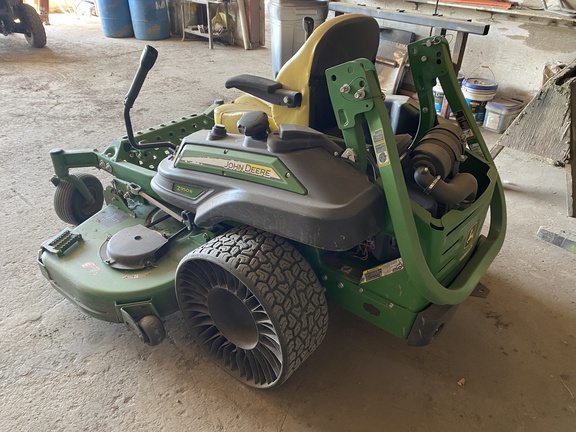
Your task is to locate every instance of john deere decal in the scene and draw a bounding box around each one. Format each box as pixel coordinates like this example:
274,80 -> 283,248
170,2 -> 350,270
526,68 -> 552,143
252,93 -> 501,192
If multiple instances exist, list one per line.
181,156 -> 282,180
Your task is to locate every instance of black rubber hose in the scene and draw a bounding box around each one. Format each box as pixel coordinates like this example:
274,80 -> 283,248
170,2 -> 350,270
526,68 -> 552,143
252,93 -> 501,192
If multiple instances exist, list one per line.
414,166 -> 478,206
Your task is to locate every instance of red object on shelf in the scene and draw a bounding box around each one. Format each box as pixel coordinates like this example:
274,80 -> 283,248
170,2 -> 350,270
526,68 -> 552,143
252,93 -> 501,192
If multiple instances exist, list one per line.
37,0 -> 49,24
441,0 -> 515,8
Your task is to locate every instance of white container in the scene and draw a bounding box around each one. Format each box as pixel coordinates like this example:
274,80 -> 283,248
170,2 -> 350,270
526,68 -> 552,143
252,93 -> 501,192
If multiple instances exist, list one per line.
268,0 -> 328,77
462,77 -> 498,124
483,98 -> 524,133
432,73 -> 465,115
432,81 -> 445,115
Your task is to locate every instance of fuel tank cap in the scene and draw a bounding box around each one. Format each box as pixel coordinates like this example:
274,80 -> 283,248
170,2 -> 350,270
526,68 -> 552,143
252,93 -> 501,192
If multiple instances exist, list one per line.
237,111 -> 269,140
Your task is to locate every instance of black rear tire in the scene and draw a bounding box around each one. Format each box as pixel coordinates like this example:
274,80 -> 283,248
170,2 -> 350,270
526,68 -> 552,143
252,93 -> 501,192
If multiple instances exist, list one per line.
21,4 -> 46,48
176,227 -> 328,388
54,173 -> 104,225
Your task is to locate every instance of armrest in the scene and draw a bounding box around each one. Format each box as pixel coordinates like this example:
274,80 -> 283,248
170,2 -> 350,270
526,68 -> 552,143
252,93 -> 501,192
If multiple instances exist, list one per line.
225,74 -> 302,108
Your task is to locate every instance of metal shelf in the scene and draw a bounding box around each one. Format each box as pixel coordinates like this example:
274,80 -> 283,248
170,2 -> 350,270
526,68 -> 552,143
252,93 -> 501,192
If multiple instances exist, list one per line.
181,0 -> 233,49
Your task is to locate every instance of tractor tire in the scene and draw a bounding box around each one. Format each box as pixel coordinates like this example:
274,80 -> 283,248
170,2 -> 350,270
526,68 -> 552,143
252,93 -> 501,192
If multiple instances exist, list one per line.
176,227 -> 328,389
21,4 -> 46,48
54,173 -> 104,225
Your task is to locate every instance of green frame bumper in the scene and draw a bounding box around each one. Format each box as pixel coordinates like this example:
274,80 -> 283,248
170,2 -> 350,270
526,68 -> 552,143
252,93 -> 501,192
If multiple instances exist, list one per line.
319,37 -> 506,341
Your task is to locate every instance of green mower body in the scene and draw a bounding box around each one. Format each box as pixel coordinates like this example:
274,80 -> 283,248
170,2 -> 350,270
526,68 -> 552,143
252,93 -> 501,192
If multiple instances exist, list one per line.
38,35 -> 506,387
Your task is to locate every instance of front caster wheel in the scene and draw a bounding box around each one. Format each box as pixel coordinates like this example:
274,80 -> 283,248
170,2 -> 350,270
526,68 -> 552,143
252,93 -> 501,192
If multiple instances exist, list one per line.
53,173 -> 104,225
176,227 -> 328,389
138,315 -> 166,346
21,4 -> 47,48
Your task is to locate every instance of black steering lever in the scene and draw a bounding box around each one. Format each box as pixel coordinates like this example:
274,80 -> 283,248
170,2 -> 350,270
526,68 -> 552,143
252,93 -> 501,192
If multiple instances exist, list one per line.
124,45 -> 176,151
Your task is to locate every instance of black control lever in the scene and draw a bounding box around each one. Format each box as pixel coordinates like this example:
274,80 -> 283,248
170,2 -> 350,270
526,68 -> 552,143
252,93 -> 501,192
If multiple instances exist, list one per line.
124,45 -> 176,151
125,45 -> 158,110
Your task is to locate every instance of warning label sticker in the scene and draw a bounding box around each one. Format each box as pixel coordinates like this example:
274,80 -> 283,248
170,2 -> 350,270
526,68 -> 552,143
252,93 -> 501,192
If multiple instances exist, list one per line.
360,258 -> 404,284
454,110 -> 475,139
371,128 -> 390,167
372,128 -> 385,144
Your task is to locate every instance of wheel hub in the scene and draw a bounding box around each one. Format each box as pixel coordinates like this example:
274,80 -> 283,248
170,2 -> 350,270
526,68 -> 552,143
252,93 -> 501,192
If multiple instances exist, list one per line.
207,287 -> 259,350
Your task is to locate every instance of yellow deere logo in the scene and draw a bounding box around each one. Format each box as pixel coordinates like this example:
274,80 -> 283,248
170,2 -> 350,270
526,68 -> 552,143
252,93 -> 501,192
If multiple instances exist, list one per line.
465,223 -> 478,249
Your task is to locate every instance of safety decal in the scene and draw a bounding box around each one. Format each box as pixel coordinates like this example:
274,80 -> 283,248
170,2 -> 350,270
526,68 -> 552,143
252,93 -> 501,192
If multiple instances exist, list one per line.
371,128 -> 390,166
81,261 -> 101,275
181,156 -> 282,180
372,128 -> 385,144
360,258 -> 404,284
454,110 -> 475,139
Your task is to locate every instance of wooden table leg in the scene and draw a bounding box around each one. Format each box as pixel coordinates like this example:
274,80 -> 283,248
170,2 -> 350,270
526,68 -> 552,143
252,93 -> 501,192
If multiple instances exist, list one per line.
451,32 -> 468,76
567,161 -> 575,217
568,81 -> 575,217
181,3 -> 186,41
225,1 -> 232,45
206,2 -> 214,49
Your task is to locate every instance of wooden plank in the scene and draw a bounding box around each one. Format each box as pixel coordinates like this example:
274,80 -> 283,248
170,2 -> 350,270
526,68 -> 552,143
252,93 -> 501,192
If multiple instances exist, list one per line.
497,58 -> 576,163
568,161 -> 575,217
246,0 -> 260,45
568,80 -> 576,217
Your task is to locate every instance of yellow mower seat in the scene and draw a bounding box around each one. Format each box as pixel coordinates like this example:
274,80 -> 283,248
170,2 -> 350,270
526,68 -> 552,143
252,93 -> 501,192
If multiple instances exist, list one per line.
214,13 -> 380,134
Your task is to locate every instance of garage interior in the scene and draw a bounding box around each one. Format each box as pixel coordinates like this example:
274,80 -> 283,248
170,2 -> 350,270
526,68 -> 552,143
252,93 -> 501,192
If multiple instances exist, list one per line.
1,1 -> 576,430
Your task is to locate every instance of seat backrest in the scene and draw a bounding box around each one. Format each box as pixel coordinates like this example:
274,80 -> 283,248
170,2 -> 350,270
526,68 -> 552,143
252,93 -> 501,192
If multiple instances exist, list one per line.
272,14 -> 380,132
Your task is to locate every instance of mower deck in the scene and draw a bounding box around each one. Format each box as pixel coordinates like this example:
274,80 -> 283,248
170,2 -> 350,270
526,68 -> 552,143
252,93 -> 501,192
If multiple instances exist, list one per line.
39,203 -> 219,324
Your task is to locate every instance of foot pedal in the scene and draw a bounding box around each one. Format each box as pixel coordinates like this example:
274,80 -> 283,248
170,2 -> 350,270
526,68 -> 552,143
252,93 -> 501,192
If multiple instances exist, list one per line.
41,228 -> 82,257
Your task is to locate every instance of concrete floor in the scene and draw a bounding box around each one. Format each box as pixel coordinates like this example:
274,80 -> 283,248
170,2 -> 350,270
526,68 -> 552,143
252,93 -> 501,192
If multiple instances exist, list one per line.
2,14 -> 576,432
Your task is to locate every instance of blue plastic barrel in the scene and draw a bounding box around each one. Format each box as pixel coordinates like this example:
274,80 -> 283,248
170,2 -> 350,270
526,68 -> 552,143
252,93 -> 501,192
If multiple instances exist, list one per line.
128,0 -> 171,40
96,0 -> 134,38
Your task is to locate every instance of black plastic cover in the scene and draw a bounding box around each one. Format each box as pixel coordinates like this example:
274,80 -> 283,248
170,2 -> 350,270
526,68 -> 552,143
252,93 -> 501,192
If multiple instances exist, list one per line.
407,304 -> 459,346
152,130 -> 384,251
268,125 -> 343,154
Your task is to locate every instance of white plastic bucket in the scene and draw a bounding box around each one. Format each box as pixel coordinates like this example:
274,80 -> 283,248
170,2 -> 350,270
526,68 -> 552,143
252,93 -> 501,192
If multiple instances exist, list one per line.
433,73 -> 465,115
268,0 -> 328,77
462,78 -> 498,124
483,98 -> 524,133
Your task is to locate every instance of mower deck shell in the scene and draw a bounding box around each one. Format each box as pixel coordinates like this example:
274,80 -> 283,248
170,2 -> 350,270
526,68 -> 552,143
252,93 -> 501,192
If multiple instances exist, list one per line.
38,203 -> 209,323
